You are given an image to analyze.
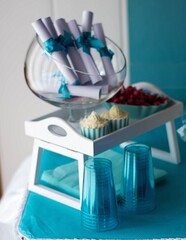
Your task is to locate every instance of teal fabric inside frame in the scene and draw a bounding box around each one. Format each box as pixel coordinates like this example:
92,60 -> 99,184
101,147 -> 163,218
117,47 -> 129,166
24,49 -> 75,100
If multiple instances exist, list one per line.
37,148 -> 80,199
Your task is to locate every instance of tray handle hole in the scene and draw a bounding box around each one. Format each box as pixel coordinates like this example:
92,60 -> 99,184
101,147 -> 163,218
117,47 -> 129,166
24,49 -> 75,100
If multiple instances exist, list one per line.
48,125 -> 67,137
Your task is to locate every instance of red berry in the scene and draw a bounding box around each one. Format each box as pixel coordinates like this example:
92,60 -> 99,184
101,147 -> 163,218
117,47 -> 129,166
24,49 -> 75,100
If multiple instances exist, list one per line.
107,85 -> 168,106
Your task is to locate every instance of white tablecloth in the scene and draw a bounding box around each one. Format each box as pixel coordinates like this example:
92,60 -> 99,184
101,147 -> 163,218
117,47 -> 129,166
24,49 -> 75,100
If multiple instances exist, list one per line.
0,156 -> 31,240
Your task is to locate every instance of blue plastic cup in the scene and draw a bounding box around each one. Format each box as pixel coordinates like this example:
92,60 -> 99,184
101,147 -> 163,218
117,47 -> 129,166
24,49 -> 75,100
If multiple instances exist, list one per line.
81,158 -> 119,231
119,143 -> 156,214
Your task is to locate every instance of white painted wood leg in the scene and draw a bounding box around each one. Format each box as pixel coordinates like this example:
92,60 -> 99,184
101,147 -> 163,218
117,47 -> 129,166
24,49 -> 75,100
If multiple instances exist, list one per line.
120,120 -> 181,165
165,120 -> 181,164
147,121 -> 180,164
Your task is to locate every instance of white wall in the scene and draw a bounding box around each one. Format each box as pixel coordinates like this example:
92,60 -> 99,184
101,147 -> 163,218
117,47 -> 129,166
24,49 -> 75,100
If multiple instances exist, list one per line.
0,0 -> 129,192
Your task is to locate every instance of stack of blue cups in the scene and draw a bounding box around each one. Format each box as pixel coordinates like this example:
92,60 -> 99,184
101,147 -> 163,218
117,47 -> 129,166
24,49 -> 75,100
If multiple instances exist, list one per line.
119,143 -> 156,214
81,158 -> 119,231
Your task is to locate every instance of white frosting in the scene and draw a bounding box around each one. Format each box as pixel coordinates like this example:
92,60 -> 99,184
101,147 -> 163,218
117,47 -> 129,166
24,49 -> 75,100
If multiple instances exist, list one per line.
101,105 -> 128,120
80,111 -> 108,128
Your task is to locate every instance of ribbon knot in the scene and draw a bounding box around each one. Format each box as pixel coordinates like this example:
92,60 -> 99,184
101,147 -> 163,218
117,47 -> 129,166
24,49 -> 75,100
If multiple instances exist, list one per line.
75,32 -> 114,59
52,71 -> 71,98
44,38 -> 66,55
57,31 -> 74,53
97,46 -> 114,60
75,35 -> 91,55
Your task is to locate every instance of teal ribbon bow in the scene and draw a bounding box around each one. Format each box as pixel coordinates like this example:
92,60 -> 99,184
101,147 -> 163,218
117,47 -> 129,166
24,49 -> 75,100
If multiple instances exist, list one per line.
44,38 -> 66,55
75,32 -> 114,59
97,46 -> 114,60
75,35 -> 91,55
58,82 -> 71,98
52,71 -> 71,98
57,31 -> 74,52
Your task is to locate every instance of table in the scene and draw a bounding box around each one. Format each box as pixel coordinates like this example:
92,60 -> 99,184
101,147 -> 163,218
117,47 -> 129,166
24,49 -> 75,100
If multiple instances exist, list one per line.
0,83 -> 185,239
16,121 -> 186,239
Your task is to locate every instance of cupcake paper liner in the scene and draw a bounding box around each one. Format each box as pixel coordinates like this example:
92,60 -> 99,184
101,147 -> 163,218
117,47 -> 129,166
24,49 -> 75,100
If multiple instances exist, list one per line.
110,117 -> 129,132
81,124 -> 109,140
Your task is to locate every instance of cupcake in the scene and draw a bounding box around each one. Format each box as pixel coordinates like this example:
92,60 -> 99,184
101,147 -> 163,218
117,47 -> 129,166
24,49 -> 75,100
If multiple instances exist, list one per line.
101,105 -> 129,132
80,111 -> 109,140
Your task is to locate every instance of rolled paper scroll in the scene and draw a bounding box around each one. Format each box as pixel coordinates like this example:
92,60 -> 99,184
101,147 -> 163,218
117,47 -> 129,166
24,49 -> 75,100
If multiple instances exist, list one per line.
81,10 -> 94,56
32,18 -> 79,85
93,23 -> 118,87
42,16 -> 58,39
68,19 -> 102,85
54,18 -> 90,85
95,78 -> 109,94
32,73 -> 102,99
67,85 -> 101,99
82,10 -> 93,33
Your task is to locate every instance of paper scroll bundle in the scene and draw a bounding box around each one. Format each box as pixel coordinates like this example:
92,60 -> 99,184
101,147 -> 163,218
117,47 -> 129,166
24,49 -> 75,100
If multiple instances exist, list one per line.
32,11 -> 120,100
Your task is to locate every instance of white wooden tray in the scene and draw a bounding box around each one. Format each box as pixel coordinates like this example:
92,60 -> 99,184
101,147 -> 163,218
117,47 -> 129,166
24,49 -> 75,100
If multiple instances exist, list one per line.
25,82 -> 183,162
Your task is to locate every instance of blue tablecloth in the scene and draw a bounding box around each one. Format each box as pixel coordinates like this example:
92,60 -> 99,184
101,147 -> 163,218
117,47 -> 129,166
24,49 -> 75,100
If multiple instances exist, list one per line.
18,120 -> 186,239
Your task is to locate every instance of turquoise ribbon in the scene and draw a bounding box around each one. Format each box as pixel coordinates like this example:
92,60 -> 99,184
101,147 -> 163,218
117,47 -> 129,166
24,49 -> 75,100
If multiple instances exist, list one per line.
44,32 -> 75,55
44,34 -> 114,59
88,35 -> 114,60
52,71 -> 71,98
57,31 -> 74,52
75,35 -> 90,55
97,46 -> 114,59
44,38 -> 66,55
58,83 -> 71,98
75,32 -> 114,59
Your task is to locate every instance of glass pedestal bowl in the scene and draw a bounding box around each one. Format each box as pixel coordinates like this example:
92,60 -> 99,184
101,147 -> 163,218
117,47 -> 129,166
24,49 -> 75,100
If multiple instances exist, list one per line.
24,35 -> 126,120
